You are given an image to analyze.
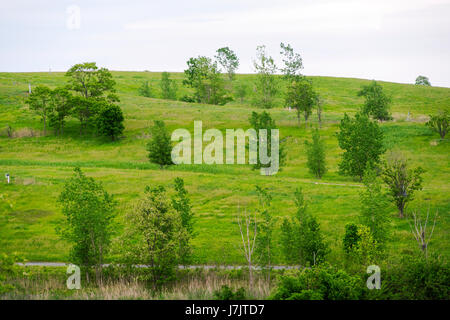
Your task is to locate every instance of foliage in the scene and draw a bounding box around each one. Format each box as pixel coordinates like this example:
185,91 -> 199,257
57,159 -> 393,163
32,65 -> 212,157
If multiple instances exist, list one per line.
357,80 -> 392,121
342,223 -> 360,253
57,167 -> 116,281
26,85 -> 53,135
279,42 -> 303,81
359,166 -> 391,244
270,264 -> 364,300
234,82 -> 248,103
214,285 -> 246,300
285,78 -> 317,127
337,113 -> 386,181
96,102 -> 125,141
381,154 -> 424,218
147,120 -> 173,168
48,87 -> 73,135
122,185 -> 184,287
426,110 -> 449,139
160,72 -> 177,100
305,129 -> 327,178
172,177 -> 195,265
415,75 -> 431,86
215,47 -> 239,81
0,253 -> 24,294
138,80 -> 153,98
252,45 -> 278,109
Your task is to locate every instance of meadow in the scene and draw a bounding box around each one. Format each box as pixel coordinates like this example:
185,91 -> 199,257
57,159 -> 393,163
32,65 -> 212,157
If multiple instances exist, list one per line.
0,71 -> 449,265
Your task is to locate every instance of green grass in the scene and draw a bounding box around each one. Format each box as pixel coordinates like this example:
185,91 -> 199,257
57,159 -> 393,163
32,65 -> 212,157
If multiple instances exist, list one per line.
0,71 -> 449,264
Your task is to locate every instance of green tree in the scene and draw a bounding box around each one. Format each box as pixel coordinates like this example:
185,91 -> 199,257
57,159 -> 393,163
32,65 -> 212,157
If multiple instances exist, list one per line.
426,110 -> 449,139
254,186 -> 274,282
138,80 -> 153,98
234,82 -> 248,103
279,42 -> 303,81
337,113 -> 386,181
70,96 -> 100,135
215,47 -> 239,81
252,45 -> 278,109
285,79 -> 317,127
172,177 -> 195,265
96,102 -> 125,141
48,87 -> 73,135
26,85 -> 53,135
344,224 -> 380,266
357,80 -> 392,121
381,154 -> 424,218
359,166 -> 391,245
123,185 -> 184,288
57,167 -> 116,283
147,120 -> 173,168
415,75 -> 431,86
160,72 -> 177,100
305,129 -> 327,178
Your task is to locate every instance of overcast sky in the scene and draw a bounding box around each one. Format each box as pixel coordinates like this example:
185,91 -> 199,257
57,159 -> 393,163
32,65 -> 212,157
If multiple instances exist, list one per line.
1,0 -> 449,87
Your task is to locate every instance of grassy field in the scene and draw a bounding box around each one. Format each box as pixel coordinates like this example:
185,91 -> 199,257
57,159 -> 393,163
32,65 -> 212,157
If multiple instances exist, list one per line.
0,71 -> 449,264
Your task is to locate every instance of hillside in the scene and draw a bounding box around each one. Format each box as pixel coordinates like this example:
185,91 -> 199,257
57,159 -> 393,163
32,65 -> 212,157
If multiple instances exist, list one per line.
0,71 -> 449,263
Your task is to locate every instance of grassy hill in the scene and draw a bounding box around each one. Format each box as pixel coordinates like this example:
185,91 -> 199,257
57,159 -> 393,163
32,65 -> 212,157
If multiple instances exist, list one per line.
0,71 -> 449,264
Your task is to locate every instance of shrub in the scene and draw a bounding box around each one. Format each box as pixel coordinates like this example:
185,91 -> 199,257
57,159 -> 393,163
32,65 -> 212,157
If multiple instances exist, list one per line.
214,285 -> 246,300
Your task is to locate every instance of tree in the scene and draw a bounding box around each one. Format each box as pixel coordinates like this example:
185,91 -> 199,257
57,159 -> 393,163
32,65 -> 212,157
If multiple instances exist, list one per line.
426,110 -> 449,139
357,80 -> 392,121
215,47 -> 239,81
381,154 -> 425,218
237,206 -> 257,288
70,96 -> 100,135
96,102 -> 124,141
408,208 -> 438,257
316,95 -> 324,128
285,78 -> 317,127
337,113 -> 385,181
123,185 -> 183,287
65,62 -> 118,101
183,56 -> 231,105
48,87 -> 73,135
343,224 -> 380,266
359,166 -> 391,245
138,80 -> 153,98
279,42 -> 303,81
415,75 -> 431,86
254,186 -> 273,283
252,45 -> 278,109
160,72 -> 177,100
305,129 -> 327,179
249,111 -> 286,172
172,177 -> 195,265
147,120 -> 173,168
57,167 -> 116,283
26,85 -> 53,135
234,82 -> 248,103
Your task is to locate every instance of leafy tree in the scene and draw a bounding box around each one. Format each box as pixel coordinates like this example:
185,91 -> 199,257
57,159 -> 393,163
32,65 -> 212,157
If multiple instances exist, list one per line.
344,224 -> 380,266
48,87 -> 73,135
214,285 -> 246,300
96,102 -> 124,141
359,166 -> 391,245
381,154 -> 424,218
172,177 -> 195,265
254,186 -> 274,282
357,80 -> 392,121
279,42 -> 303,81
183,56 -> 231,105
138,80 -> 153,98
249,111 -> 286,172
65,62 -> 118,101
234,82 -> 248,103
147,120 -> 173,168
337,113 -> 385,181
252,45 -> 278,109
285,78 -> 317,127
123,185 -> 184,287
70,96 -> 100,135
160,72 -> 177,100
426,110 -> 449,139
57,167 -> 116,282
342,223 -> 360,254
215,47 -> 239,81
26,85 -> 53,135
415,75 -> 431,86
305,129 -> 327,178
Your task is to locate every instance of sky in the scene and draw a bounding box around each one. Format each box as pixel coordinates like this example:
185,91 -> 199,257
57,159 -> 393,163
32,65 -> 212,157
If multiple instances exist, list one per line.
1,0 -> 449,87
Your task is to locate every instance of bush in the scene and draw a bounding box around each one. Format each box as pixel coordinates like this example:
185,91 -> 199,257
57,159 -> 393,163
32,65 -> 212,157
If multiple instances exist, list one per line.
213,285 -> 246,300
270,264 -> 364,300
